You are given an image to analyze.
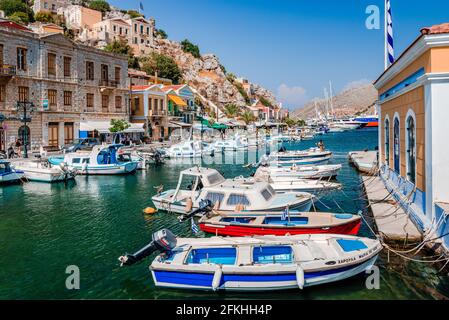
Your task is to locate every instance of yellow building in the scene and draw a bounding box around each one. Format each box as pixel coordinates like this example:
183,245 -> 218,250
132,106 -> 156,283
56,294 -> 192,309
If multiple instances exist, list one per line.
374,23 -> 449,247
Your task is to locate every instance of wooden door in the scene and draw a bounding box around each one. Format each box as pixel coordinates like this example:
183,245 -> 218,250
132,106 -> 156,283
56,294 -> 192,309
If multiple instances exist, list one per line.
0,126 -> 5,152
48,123 -> 59,147
64,123 -> 74,145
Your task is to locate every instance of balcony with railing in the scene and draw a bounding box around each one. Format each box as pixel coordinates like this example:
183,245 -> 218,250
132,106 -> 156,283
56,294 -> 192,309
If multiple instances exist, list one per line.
98,79 -> 118,89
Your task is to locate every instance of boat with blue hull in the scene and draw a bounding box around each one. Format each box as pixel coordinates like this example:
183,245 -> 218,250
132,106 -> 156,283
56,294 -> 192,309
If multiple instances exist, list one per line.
119,229 -> 382,292
0,160 -> 25,185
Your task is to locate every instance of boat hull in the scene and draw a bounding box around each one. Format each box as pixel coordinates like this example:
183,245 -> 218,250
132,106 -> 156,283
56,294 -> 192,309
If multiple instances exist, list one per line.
21,170 -> 75,182
200,219 -> 361,237
151,255 -> 378,292
0,171 -> 25,184
71,162 -> 138,175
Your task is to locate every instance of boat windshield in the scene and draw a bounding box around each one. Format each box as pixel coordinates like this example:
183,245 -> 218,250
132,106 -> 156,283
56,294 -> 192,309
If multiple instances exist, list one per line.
252,246 -> 293,265
207,172 -> 225,185
186,248 -> 236,265
0,162 -> 10,173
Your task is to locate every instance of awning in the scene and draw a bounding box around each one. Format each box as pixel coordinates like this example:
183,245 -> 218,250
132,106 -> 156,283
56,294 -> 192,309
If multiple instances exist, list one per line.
79,121 -> 145,134
168,94 -> 187,106
168,121 -> 192,128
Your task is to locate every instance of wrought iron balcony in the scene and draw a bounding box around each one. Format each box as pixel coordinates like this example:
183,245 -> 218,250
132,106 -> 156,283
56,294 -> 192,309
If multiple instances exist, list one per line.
0,64 -> 17,77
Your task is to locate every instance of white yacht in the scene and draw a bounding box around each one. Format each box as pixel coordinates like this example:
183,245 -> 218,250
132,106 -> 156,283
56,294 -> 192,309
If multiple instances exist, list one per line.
212,135 -> 248,152
151,167 -> 314,214
255,164 -> 342,180
164,140 -> 214,158
13,160 -> 77,183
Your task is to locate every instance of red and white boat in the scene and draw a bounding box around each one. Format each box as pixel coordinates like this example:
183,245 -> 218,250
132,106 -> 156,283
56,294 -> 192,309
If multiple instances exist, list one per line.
198,211 -> 361,237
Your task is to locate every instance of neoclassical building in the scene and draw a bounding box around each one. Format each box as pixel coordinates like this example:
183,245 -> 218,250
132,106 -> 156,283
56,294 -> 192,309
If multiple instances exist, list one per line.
0,21 -> 130,151
374,23 -> 449,250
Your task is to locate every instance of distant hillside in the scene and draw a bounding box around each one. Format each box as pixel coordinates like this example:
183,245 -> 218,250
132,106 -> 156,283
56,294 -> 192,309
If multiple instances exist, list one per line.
291,84 -> 378,119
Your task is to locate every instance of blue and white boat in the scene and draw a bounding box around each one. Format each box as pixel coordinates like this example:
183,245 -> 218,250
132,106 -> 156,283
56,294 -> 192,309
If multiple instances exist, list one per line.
0,160 -> 25,184
49,144 -> 138,175
119,229 -> 382,291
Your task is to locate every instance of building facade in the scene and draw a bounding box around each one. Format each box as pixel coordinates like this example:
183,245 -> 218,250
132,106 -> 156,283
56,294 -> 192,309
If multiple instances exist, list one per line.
58,5 -> 103,31
374,23 -> 449,251
32,0 -> 70,14
0,22 -> 130,152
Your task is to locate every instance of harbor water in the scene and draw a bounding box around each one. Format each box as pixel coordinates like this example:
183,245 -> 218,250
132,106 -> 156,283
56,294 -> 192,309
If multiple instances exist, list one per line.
1,129 -> 448,300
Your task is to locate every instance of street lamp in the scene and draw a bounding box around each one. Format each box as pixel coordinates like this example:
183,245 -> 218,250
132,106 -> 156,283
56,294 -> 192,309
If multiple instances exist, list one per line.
16,101 -> 35,159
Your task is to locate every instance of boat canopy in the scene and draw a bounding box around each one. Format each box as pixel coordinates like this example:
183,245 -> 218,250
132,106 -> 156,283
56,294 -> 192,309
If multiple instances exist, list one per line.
80,121 -> 145,134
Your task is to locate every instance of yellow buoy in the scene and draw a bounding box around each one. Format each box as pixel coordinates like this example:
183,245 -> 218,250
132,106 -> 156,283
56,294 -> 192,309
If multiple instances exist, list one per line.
143,207 -> 157,215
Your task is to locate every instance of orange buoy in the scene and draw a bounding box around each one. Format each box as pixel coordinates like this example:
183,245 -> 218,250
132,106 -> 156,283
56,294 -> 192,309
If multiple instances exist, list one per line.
143,207 -> 157,215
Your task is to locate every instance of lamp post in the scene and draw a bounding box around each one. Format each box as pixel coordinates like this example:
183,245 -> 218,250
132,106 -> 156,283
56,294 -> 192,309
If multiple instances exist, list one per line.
16,101 -> 35,159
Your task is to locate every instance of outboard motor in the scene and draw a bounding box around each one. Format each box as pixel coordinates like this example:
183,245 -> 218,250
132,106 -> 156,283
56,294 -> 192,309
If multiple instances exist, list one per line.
118,229 -> 177,266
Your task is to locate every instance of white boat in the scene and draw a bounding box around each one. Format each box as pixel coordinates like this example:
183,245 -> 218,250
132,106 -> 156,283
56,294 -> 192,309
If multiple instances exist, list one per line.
12,160 -> 76,183
119,230 -> 382,292
0,160 -> 25,184
151,167 -> 314,214
235,176 -> 341,194
49,144 -> 138,175
269,148 -> 332,161
212,135 -> 248,152
165,140 -> 214,158
255,164 -> 342,180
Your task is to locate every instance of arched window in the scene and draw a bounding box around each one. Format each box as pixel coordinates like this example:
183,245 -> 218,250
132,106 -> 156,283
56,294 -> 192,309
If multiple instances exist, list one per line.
393,116 -> 400,174
406,113 -> 416,184
384,117 -> 390,166
18,125 -> 30,146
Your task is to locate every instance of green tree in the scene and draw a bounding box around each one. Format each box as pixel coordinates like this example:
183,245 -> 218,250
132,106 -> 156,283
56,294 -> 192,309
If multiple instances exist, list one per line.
104,39 -> 139,69
89,0 -> 110,13
180,39 -> 200,58
296,119 -> 306,127
259,97 -> 273,108
224,104 -> 239,118
127,10 -> 143,19
9,11 -> 29,24
155,29 -> 168,39
35,11 -> 54,23
0,0 -> 34,22
141,52 -> 182,84
109,119 -> 131,133
283,117 -> 296,128
241,111 -> 256,125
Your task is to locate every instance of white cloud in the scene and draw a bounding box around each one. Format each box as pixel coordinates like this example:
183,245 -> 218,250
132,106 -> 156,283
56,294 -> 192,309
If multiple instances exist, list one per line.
276,84 -> 308,109
342,79 -> 372,91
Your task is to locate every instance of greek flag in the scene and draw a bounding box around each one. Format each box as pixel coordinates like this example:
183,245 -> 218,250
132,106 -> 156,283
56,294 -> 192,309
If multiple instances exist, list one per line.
282,206 -> 289,221
385,0 -> 395,69
139,2 -> 144,11
191,218 -> 199,234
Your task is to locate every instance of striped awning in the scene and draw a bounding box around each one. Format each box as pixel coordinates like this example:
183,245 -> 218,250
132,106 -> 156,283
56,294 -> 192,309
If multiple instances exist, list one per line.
168,94 -> 187,106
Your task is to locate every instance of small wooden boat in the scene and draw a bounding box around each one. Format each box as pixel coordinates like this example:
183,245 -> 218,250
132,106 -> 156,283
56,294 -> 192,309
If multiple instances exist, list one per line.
119,229 -> 382,292
269,148 -> 332,161
198,211 -> 361,237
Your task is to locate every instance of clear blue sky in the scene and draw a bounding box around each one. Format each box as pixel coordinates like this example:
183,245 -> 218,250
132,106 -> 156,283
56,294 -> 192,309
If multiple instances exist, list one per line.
109,0 -> 449,109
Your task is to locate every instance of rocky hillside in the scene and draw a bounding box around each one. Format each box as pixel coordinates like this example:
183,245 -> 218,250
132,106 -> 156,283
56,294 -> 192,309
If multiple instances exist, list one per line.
292,84 -> 378,119
154,39 -> 279,114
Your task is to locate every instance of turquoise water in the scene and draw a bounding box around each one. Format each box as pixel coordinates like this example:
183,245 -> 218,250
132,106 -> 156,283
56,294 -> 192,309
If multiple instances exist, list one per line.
1,128 -> 448,300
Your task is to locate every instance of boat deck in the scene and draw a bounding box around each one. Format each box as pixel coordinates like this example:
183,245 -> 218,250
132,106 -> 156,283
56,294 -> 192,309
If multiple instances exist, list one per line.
348,151 -> 378,174
362,176 -> 422,243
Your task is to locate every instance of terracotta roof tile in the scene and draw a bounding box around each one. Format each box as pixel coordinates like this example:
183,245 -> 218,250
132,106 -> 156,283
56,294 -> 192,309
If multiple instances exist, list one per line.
421,22 -> 449,35
0,20 -> 31,32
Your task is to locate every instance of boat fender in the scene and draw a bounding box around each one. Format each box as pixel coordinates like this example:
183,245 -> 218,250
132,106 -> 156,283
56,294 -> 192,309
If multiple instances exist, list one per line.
185,198 -> 193,213
296,265 -> 305,290
212,266 -> 223,291
143,207 -> 157,215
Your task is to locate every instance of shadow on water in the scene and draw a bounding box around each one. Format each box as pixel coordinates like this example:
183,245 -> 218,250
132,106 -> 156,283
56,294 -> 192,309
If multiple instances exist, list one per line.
0,128 -> 448,299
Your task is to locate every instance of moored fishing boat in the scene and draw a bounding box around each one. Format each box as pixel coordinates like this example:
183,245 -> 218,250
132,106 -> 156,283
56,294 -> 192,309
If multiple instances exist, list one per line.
49,144 -> 138,175
12,160 -> 77,182
198,211 -> 361,237
151,167 -> 314,214
119,229 -> 382,291
269,148 -> 332,161
165,140 -> 214,158
0,160 -> 25,185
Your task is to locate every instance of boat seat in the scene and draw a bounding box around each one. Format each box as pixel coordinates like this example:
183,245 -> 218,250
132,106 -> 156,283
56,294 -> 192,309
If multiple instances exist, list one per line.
305,241 -> 327,260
